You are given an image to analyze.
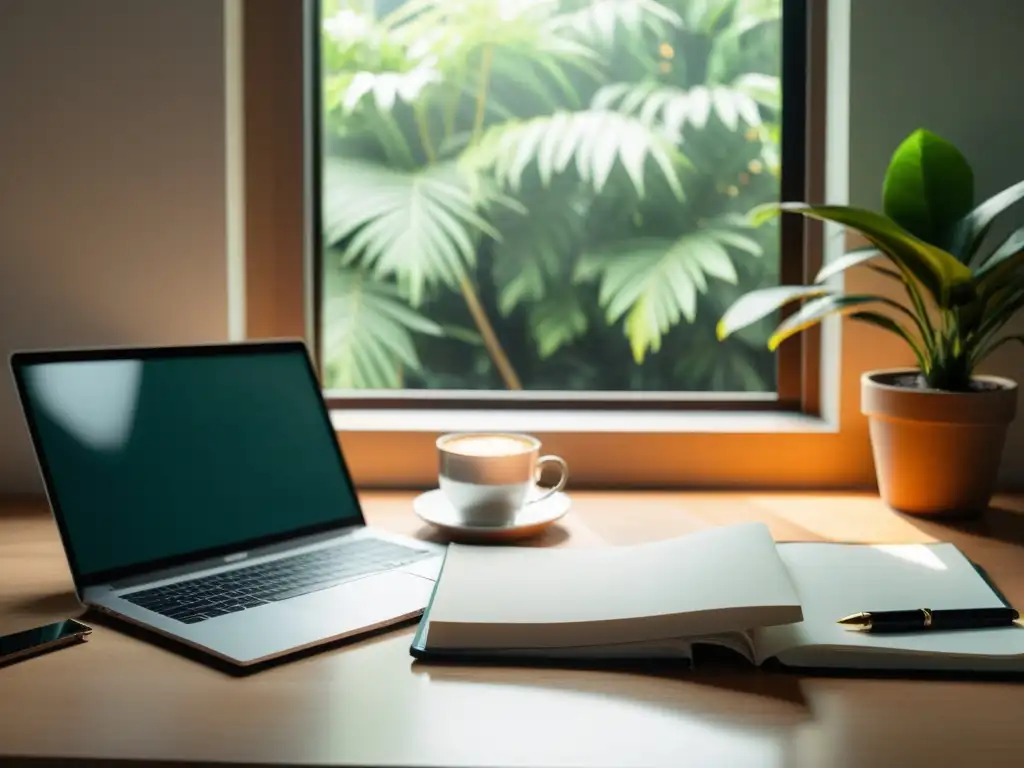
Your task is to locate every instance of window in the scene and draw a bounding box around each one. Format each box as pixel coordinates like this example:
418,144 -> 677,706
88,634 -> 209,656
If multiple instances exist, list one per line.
311,0 -> 816,410
240,0 -> 835,488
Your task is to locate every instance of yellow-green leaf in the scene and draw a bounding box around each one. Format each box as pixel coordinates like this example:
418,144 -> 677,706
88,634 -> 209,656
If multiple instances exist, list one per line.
767,294 -> 911,351
777,203 -> 973,307
717,285 -> 831,341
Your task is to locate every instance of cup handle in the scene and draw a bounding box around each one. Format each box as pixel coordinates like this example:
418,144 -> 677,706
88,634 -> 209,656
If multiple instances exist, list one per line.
528,455 -> 569,505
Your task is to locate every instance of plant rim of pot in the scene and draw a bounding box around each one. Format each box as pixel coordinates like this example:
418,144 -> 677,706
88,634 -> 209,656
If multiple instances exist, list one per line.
861,368 -> 1018,425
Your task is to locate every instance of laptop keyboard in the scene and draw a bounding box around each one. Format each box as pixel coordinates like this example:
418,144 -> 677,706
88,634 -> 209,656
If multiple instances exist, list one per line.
121,537 -> 432,624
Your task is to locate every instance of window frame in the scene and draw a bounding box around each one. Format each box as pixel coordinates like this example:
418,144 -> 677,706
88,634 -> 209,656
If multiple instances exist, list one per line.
241,0 -> 846,490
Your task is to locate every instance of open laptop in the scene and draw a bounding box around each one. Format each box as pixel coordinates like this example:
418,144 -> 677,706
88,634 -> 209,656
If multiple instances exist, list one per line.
10,341 -> 444,667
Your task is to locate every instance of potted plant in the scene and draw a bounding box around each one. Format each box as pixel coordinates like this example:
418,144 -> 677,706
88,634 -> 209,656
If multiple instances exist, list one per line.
717,128 -> 1024,516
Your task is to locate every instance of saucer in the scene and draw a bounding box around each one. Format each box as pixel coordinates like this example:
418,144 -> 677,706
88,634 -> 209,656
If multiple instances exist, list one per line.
412,489 -> 571,543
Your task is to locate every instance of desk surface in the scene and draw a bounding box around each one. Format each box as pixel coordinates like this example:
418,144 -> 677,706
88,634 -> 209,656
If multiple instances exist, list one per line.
3,491 -> 1024,767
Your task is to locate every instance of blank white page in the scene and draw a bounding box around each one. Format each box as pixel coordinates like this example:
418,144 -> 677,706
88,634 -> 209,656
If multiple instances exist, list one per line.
754,542 -> 1024,666
427,522 -> 802,649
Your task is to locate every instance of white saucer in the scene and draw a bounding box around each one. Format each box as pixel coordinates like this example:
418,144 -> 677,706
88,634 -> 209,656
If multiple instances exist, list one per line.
412,489 -> 571,543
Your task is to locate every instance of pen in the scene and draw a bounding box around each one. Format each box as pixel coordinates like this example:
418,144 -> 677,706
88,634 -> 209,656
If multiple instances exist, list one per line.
837,607 -> 1020,633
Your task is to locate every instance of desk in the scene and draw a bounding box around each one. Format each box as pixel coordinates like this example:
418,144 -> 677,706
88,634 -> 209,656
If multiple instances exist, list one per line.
3,491 -> 1024,767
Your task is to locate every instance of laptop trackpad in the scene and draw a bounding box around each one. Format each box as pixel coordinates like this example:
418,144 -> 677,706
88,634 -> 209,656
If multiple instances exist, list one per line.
281,571 -> 434,636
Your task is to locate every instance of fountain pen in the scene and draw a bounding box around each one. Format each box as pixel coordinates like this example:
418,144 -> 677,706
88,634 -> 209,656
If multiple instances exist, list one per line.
837,607 -> 1020,633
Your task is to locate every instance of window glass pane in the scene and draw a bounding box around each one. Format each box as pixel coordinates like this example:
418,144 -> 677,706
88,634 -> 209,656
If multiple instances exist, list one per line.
318,0 -> 786,393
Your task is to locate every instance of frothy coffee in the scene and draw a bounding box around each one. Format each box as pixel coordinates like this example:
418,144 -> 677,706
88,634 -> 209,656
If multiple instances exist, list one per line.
441,434 -> 534,457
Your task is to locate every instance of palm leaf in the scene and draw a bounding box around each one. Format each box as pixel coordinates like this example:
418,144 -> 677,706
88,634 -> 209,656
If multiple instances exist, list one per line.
528,292 -> 589,358
321,265 -> 442,389
463,110 -> 685,200
492,192 -> 588,315
577,231 -> 756,362
333,66 -> 441,115
548,0 -> 682,48
753,202 -> 975,308
730,73 -> 781,111
322,158 -> 499,305
593,83 -> 761,140
706,0 -> 781,84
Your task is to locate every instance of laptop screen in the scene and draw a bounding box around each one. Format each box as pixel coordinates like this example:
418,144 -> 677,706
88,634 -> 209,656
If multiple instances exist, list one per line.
14,344 -> 363,582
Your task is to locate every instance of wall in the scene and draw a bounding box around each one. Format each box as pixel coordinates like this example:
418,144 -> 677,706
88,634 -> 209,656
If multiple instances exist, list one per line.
0,1 -> 229,492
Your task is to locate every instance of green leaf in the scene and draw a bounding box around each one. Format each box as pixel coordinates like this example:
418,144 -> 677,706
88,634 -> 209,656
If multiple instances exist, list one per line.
974,249 -> 1024,299
814,245 -> 882,283
717,285 -> 831,341
337,66 -> 442,116
849,312 -> 928,372
594,82 -> 760,142
492,192 -> 586,315
322,159 -> 497,306
946,179 -> 1024,263
731,73 -> 781,111
762,203 -> 974,308
882,129 -> 974,247
548,0 -> 682,48
321,264 -> 442,389
464,110 -> 685,200
579,232 -> 750,362
528,293 -> 589,358
974,334 -> 1024,366
976,224 -> 1024,277
767,293 -> 918,351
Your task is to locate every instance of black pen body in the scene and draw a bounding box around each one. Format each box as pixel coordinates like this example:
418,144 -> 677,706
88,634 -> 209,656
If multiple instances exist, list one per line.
866,607 -> 1018,633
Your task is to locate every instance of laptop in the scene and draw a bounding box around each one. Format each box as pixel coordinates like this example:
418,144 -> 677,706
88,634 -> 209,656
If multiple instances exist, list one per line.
10,340 -> 444,667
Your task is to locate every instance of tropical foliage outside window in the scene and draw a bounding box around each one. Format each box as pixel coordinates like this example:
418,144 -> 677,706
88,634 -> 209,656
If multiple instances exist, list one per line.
318,0 -> 785,393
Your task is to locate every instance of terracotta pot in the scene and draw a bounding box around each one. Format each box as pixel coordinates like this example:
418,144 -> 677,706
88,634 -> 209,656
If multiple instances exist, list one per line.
861,369 -> 1018,516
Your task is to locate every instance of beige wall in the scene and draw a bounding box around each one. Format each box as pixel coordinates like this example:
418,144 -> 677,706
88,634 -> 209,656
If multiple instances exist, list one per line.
0,1 -> 229,492
0,0 -> 1022,494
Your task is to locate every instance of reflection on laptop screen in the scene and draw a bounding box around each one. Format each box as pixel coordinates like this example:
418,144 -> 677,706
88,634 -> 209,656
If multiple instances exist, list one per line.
16,346 -> 362,578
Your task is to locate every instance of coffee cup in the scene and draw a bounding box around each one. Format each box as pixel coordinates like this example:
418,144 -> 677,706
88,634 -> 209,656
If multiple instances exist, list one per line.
436,432 -> 569,526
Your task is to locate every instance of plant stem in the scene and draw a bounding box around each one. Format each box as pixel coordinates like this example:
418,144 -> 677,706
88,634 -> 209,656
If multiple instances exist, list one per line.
471,45 -> 495,142
459,275 -> 523,390
376,110 -> 417,168
443,41 -> 522,390
443,64 -> 464,139
414,102 -> 437,163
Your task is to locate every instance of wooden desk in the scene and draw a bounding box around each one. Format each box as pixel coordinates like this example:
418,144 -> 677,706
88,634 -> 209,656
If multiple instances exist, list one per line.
3,491 -> 1024,767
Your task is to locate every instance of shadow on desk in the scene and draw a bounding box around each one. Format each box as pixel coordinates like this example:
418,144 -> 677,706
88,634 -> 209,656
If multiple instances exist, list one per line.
909,503 -> 1024,549
411,655 -> 812,731
82,607 -> 421,677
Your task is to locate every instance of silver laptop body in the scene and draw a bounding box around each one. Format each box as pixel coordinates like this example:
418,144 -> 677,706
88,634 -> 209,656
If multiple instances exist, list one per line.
11,341 -> 443,667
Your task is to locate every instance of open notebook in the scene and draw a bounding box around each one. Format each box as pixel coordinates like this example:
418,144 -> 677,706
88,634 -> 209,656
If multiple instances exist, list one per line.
411,523 -> 1024,673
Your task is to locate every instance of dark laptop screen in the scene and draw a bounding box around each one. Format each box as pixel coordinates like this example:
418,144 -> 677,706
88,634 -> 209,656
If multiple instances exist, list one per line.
14,345 -> 363,580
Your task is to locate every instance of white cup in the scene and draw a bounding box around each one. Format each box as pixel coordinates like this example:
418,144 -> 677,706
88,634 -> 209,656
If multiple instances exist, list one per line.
436,432 -> 569,526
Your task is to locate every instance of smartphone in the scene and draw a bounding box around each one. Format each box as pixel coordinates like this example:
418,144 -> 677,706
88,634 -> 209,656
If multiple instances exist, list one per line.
0,619 -> 92,668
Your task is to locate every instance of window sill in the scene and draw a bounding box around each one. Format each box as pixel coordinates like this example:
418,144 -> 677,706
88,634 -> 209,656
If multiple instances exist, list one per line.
329,408 -> 838,435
